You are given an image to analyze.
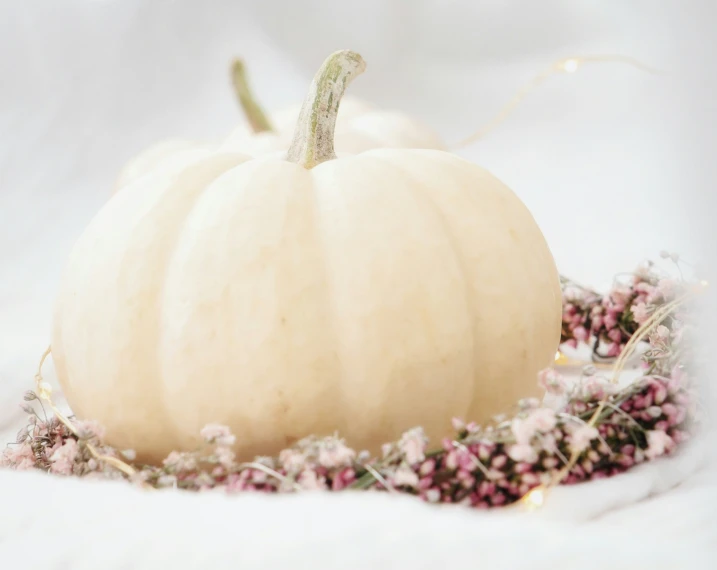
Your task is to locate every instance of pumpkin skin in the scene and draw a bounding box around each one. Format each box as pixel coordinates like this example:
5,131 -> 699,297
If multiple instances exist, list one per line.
116,97 -> 445,190
53,51 -> 561,464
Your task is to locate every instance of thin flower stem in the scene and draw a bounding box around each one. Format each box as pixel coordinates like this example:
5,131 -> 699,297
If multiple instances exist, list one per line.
238,462 -> 301,491
362,464 -> 395,492
451,441 -> 492,478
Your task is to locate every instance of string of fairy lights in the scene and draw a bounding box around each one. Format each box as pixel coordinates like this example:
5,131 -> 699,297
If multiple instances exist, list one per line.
451,54 -> 661,149
30,53 -> 683,509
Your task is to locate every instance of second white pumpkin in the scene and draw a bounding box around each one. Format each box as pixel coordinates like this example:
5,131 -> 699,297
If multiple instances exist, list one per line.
116,60 -> 444,189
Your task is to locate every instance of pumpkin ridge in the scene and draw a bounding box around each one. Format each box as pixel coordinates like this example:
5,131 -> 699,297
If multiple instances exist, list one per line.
306,170 -> 351,441
371,153 -> 478,420
425,154 -> 560,417
270,164 -> 347,443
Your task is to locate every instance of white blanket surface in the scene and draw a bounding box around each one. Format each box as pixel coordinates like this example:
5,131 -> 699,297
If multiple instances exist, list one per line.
1,1 -> 715,567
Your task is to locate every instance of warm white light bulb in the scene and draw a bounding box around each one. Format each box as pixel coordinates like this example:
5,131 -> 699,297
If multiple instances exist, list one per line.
563,59 -> 580,73
523,488 -> 545,508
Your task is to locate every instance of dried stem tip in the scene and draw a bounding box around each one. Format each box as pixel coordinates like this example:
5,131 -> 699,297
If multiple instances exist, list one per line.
287,50 -> 366,169
231,59 -> 273,133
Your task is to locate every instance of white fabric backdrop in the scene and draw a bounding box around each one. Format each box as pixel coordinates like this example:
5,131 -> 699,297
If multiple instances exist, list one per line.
1,1 -> 715,567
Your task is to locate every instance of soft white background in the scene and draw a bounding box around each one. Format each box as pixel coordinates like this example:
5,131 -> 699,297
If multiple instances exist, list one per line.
1,1 -> 715,567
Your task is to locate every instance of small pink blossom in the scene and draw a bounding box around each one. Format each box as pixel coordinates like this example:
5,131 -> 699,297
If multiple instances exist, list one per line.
528,408 -> 557,432
2,444 -> 36,470
163,451 -> 198,472
573,325 -> 589,342
398,428 -> 427,465
49,439 -> 79,475
200,424 -> 236,447
215,446 -> 235,468
511,418 -> 537,445
392,466 -> 419,489
608,328 -> 623,343
645,430 -> 673,459
539,433 -> 558,454
611,285 -> 632,305
279,449 -> 307,472
157,474 -> 177,488
424,489 -> 441,503
538,368 -> 567,395
606,342 -> 621,357
491,455 -> 507,469
582,376 -> 617,399
654,325 -> 670,341
656,279 -> 675,299
603,312 -> 618,330
569,425 -> 599,453
73,420 -> 106,441
507,443 -> 538,463
632,302 -> 650,325
298,469 -> 327,491
318,441 -> 356,469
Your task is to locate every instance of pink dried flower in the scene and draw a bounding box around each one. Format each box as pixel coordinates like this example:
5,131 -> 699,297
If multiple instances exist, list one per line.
608,328 -> 623,343
49,439 -> 79,475
569,425 -> 599,454
539,433 -> 558,454
507,443 -> 537,463
512,408 -> 556,445
451,417 -> 465,431
298,469 -> 327,491
528,408 -> 557,432
543,456 -> 559,470
511,418 -> 537,445
611,285 -> 632,303
398,427 -> 427,465
73,419 -> 106,441
215,446 -> 235,468
157,474 -> 177,488
582,376 -> 617,399
331,468 -> 356,490
2,444 -> 36,470
606,343 -> 621,357
418,458 -> 435,476
279,449 -> 307,472
491,455 -> 507,469
656,278 -> 674,299
603,313 -> 618,330
200,424 -> 236,447
424,489 -> 441,503
163,451 -> 198,472
392,466 -> 420,489
573,325 -> 589,342
538,368 -> 567,395
632,302 -> 650,325
645,430 -> 674,459
318,440 -> 355,469
657,325 -> 672,340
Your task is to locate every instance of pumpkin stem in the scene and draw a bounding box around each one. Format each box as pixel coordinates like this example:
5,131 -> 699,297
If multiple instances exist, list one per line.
287,50 -> 366,169
231,58 -> 273,133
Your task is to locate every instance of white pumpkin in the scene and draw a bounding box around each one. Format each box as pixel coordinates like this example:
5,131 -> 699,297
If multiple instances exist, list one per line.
53,50 -> 561,464
116,59 -> 445,190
